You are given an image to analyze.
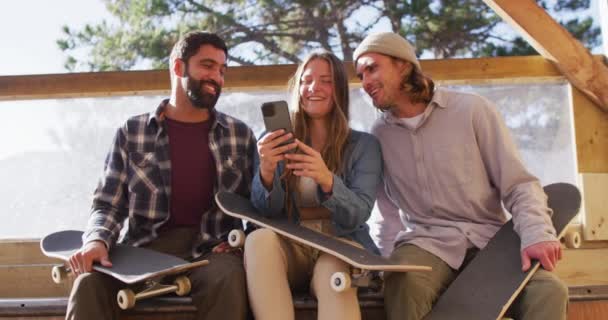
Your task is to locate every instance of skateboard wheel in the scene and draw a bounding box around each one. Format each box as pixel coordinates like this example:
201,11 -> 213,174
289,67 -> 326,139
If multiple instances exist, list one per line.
563,230 -> 581,249
51,265 -> 67,284
117,289 -> 136,310
228,229 -> 246,248
174,276 -> 192,296
330,272 -> 351,292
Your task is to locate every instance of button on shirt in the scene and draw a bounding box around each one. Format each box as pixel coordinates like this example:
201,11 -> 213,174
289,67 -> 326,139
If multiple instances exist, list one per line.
371,87 -> 557,269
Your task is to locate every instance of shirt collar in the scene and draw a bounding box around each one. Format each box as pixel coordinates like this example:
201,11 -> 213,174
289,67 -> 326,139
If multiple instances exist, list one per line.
429,86 -> 449,110
381,86 -> 448,125
148,98 -> 229,128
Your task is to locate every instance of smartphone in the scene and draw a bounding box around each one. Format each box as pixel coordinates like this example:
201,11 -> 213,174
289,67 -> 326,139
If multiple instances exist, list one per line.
261,100 -> 295,152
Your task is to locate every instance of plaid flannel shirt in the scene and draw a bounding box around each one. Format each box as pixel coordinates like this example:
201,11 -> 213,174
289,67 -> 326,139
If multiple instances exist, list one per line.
83,99 -> 256,257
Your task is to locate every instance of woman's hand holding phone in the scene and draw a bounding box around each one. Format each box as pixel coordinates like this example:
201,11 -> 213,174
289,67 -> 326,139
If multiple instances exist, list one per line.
284,140 -> 334,193
257,129 -> 298,190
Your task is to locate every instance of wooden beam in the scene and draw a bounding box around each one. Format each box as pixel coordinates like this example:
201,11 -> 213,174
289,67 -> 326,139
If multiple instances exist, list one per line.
483,0 -> 608,112
0,265 -> 72,298
0,240 -> 56,265
580,173 -> 608,241
3,242 -> 608,289
0,56 -> 562,101
573,88 -> 608,173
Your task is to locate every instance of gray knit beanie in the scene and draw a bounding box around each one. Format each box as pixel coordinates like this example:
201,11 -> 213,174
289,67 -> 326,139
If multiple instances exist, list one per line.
353,32 -> 421,70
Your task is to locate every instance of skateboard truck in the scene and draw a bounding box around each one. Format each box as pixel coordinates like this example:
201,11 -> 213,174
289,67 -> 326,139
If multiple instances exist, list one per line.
42,230 -> 213,310
50,260 -> 207,310
117,275 -> 191,310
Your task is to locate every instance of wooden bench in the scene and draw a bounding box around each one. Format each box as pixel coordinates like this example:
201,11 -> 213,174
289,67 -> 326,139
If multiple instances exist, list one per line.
0,291 -> 385,320
2,286 -> 607,320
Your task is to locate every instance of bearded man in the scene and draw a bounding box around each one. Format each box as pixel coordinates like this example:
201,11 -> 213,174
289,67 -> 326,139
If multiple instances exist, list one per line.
65,31 -> 255,320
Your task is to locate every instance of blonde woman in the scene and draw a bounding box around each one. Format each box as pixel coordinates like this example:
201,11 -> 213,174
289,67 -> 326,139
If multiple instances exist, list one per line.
245,50 -> 382,320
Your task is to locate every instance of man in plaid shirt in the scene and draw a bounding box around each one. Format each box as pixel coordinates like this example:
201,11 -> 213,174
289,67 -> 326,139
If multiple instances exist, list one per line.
65,32 -> 256,320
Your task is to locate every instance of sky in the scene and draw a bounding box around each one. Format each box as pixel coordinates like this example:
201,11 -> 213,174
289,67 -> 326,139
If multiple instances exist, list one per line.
0,0 -> 605,76
0,0 -> 113,75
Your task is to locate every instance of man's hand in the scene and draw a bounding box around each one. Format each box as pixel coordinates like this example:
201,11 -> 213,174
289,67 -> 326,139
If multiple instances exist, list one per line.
69,240 -> 112,275
521,240 -> 562,272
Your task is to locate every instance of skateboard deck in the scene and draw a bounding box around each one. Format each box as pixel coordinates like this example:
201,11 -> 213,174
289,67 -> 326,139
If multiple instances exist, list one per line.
424,182 -> 581,320
215,191 -> 431,291
40,230 -> 209,309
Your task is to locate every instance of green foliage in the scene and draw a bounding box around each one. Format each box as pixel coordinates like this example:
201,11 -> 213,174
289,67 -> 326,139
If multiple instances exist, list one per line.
479,0 -> 600,57
57,0 -> 601,71
393,0 -> 501,58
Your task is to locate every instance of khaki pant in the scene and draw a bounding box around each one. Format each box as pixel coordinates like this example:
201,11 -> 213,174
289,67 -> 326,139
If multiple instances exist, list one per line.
65,228 -> 249,320
243,228 -> 361,320
384,244 -> 568,320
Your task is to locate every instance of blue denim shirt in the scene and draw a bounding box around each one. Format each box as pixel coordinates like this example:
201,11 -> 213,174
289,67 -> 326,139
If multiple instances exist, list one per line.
251,129 -> 382,255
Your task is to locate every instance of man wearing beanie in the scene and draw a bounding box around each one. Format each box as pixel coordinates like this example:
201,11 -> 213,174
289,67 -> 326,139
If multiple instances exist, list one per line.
354,32 -> 567,320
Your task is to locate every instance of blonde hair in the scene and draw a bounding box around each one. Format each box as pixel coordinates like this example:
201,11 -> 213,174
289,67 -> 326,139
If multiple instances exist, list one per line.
283,50 -> 351,219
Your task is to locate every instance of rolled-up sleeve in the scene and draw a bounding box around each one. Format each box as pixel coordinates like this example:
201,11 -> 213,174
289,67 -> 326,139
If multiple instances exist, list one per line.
250,145 -> 287,218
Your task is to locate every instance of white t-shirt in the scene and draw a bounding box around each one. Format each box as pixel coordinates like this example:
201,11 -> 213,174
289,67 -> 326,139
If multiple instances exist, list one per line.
298,176 -> 320,207
398,112 -> 424,129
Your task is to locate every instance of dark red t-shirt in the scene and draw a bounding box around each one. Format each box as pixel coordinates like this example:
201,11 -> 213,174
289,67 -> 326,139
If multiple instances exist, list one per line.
164,116 -> 216,228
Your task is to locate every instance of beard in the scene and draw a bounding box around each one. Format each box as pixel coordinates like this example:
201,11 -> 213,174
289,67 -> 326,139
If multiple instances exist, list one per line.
184,68 -> 221,110
374,101 -> 395,112
369,88 -> 395,112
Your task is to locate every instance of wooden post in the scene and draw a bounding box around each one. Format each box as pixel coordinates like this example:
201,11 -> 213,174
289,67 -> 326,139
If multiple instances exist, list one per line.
483,0 -> 608,113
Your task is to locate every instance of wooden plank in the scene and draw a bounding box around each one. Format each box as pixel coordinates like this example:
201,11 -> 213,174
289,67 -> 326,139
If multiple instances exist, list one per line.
483,0 -> 608,112
0,265 -> 71,298
0,56 -> 564,101
0,296 -> 379,320
0,299 -> 603,320
573,88 -> 608,173
3,244 -> 608,284
555,248 -> 608,286
568,300 -> 608,320
0,297 -> 196,320
0,240 -> 56,265
580,173 -> 608,240
0,70 -> 170,101
420,55 -> 562,84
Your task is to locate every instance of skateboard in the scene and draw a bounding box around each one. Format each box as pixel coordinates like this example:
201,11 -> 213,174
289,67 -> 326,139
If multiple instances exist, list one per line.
215,191 -> 431,292
40,230 -> 209,310
424,182 -> 581,320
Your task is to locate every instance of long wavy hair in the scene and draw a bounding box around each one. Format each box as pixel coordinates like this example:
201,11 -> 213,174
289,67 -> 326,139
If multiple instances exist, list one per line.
396,58 -> 435,105
283,50 -> 351,219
